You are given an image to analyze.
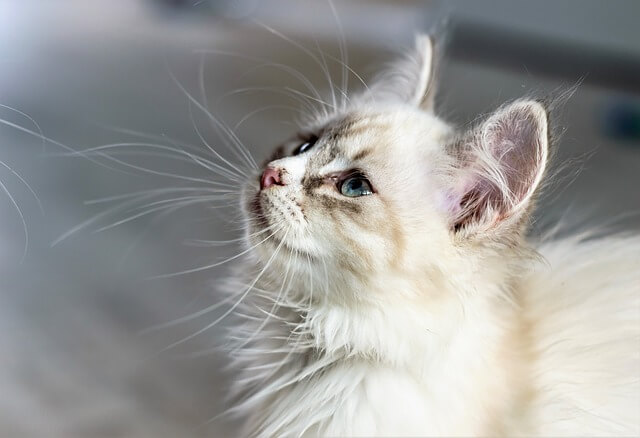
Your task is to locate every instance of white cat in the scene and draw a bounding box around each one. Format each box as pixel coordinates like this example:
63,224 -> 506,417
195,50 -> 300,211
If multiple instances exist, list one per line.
227,35 -> 640,436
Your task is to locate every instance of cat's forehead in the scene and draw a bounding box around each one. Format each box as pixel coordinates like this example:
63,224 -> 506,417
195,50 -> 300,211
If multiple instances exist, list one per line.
306,108 -> 450,165
310,113 -> 389,164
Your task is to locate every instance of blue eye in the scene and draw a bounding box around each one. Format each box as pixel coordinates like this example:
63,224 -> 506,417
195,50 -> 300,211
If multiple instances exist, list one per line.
340,177 -> 373,197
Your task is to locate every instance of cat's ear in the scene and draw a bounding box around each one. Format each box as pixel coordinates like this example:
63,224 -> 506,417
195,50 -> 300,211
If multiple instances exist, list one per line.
447,100 -> 549,236
409,35 -> 437,110
370,34 -> 437,110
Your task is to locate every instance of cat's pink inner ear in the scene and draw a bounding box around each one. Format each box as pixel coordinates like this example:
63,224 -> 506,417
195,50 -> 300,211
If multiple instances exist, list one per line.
453,100 -> 549,231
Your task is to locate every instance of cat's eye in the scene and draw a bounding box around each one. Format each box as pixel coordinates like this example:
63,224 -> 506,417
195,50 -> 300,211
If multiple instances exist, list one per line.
293,135 -> 318,156
340,177 -> 373,197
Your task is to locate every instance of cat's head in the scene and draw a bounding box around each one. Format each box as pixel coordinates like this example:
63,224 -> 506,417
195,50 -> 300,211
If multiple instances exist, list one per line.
242,35 -> 549,300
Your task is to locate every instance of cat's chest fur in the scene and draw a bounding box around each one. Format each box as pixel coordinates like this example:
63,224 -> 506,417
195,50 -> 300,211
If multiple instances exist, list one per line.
231,273 -> 529,437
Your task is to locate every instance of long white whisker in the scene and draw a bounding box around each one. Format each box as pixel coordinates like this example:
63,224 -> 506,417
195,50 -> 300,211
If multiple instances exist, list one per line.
0,173 -> 28,263
235,61 -> 327,106
185,227 -> 273,247
95,124 -> 215,158
0,117 -> 126,173
254,21 -> 330,87
234,104 -> 300,131
140,226 -> 286,341
312,37 -> 338,110
328,0 -> 349,110
186,101 -> 252,181
51,190 -> 180,246
324,51 -> 370,99
196,51 -> 259,171
155,227 -> 290,353
194,48 -> 332,119
84,187 -> 236,206
148,223 -> 285,279
74,146 -> 230,187
93,195 -> 230,233
93,123 -> 245,180
62,149 -> 243,184
217,86 -> 318,117
283,87 -> 336,110
0,160 -> 43,215
66,142 -> 243,184
166,66 -> 258,170
233,242 -> 296,352
0,104 -> 46,153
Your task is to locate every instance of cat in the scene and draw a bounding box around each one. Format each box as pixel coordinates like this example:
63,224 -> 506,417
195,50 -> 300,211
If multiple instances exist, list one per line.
224,35 -> 640,436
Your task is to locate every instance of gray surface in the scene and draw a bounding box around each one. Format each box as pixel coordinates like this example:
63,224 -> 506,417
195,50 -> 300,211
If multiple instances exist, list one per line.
0,1 -> 638,436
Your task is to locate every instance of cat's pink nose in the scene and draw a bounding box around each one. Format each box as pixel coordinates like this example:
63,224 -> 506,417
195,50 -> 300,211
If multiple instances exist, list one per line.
260,167 -> 284,190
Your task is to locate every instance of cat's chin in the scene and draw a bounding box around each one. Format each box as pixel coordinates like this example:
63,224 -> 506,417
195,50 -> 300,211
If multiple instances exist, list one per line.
268,232 -> 317,262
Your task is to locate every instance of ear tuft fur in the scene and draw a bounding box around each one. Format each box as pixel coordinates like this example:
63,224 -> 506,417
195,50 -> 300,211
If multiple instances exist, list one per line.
369,34 -> 437,110
450,100 -> 549,235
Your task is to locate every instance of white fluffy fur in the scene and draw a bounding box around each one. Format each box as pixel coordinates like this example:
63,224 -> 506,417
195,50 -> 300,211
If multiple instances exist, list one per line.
229,35 -> 640,436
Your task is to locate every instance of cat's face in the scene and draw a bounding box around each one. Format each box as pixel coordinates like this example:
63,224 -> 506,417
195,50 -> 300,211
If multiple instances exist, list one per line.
244,106 -> 454,278
242,36 -> 549,297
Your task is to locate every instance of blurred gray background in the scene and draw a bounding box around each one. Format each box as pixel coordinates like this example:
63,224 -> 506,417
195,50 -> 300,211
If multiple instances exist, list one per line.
0,0 -> 639,436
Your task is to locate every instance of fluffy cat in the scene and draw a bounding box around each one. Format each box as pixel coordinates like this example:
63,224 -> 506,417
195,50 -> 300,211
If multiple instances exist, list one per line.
227,35 -> 640,436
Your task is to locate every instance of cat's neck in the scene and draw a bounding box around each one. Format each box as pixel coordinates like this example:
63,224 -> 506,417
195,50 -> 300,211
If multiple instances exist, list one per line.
249,262 -> 521,371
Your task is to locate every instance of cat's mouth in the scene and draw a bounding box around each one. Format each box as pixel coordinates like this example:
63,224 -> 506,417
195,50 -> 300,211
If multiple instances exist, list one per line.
251,189 -> 306,231
248,190 -> 315,258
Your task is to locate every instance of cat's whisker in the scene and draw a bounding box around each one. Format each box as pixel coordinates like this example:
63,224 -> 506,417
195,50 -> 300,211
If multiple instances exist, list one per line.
53,183 -> 236,246
323,51 -> 370,104
186,101 -> 253,180
51,191 -> 154,247
140,224 -> 287,334
76,147 -> 231,188
195,53 -> 257,173
0,159 -> 46,264
0,170 -> 29,263
69,150 -> 242,185
0,160 -> 44,215
93,194 -> 235,234
231,245 -> 297,353
89,124 -> 247,181
148,223 -> 286,280
305,251 -> 314,310
0,117 -> 129,174
320,250 -> 330,302
84,186 -> 234,206
233,105 -> 301,131
63,142 -> 244,183
327,0 -> 349,110
0,103 -> 46,153
218,86 -> 321,119
193,47 -> 329,121
311,37 -> 338,111
125,192 -> 238,212
185,226 -> 274,248
232,61 -> 327,108
94,123 -> 219,162
283,87 -> 336,111
253,21 -> 337,116
184,87 -> 258,174
153,227 -> 291,354
114,206 -> 181,273
93,199 -> 214,234
167,66 -> 258,171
